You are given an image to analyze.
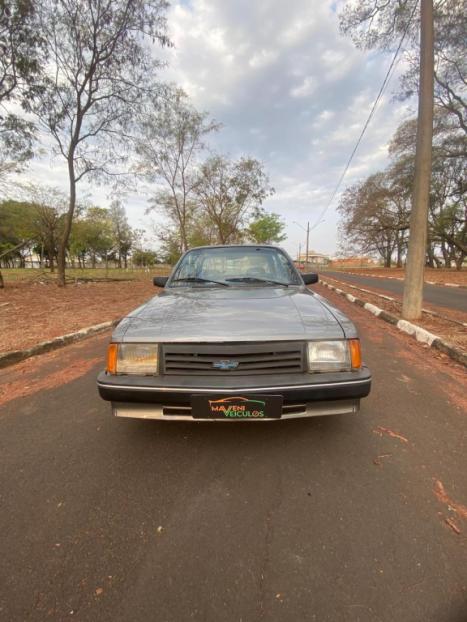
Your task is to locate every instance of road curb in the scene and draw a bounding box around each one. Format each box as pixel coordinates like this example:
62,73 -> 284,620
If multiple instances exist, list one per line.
0,320 -> 118,370
320,279 -> 467,369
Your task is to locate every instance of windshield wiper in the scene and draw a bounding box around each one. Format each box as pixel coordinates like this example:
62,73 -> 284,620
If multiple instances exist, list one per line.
226,277 -> 289,287
171,277 -> 229,287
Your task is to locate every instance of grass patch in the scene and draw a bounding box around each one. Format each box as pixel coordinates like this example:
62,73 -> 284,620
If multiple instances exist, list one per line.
1,266 -> 172,283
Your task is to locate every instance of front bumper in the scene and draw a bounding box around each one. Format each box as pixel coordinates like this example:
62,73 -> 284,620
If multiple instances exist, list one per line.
97,367 -> 371,421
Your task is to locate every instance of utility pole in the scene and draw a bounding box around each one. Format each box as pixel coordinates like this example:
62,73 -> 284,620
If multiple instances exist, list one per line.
298,243 -> 302,262
294,220 -> 323,267
402,0 -> 434,320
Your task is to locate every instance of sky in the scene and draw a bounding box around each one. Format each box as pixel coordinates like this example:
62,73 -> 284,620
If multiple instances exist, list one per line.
14,0 -> 415,258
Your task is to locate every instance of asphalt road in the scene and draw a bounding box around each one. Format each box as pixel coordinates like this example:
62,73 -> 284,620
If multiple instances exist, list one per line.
324,271 -> 467,313
1,289 -> 466,622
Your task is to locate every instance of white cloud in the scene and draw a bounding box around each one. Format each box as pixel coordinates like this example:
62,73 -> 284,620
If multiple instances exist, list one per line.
319,110 -> 335,121
249,49 -> 279,70
290,77 -> 316,98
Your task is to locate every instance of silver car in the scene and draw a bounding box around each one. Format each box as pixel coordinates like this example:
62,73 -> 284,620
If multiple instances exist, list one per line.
97,245 -> 371,421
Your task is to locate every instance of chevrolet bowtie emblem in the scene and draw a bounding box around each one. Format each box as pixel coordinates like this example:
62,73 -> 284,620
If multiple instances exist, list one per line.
212,360 -> 240,370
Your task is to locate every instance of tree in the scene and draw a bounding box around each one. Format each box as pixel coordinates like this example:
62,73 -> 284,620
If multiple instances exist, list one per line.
339,0 -> 435,319
155,211 -> 218,264
109,200 -> 134,268
69,207 -> 113,269
0,200 -> 36,272
28,186 -> 70,272
389,107 -> 466,162
389,109 -> 466,269
156,227 -> 184,265
194,156 -> 274,244
148,190 -> 200,258
136,88 -> 220,252
338,172 -> 409,267
429,156 -> 466,269
0,0 -> 44,285
338,107 -> 466,270
0,0 -> 43,177
30,0 -> 170,286
380,145 -> 417,267
132,248 -> 157,268
0,114 -> 35,183
400,1 -> 466,136
339,0 -> 465,125
247,212 -> 286,244
0,1 -> 43,100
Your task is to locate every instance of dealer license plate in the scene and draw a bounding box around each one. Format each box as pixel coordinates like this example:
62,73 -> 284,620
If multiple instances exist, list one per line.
191,394 -> 283,419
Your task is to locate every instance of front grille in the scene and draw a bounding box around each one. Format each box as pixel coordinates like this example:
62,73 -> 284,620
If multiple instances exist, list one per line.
162,342 -> 305,376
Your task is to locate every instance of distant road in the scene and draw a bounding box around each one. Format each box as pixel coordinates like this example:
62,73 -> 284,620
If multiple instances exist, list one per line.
323,270 -> 467,313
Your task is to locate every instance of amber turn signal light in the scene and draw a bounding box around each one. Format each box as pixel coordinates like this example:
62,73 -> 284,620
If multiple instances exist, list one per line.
349,339 -> 362,369
106,343 -> 118,374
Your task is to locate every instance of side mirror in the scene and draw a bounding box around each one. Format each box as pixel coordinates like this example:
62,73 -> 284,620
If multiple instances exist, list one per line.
153,276 -> 168,287
302,273 -> 319,285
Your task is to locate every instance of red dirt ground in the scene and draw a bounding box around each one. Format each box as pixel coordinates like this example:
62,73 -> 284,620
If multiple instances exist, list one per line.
0,279 -> 157,353
0,333 -> 110,407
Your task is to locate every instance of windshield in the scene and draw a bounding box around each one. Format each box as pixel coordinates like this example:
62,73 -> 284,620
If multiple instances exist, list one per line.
169,246 -> 302,287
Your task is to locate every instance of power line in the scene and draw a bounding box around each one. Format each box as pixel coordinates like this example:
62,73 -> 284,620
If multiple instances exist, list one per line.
310,2 -> 418,229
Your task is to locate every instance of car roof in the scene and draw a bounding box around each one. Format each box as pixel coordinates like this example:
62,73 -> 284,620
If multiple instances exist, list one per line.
185,244 -> 284,251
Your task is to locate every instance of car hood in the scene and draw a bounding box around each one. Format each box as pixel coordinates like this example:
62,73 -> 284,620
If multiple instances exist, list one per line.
114,286 -> 350,343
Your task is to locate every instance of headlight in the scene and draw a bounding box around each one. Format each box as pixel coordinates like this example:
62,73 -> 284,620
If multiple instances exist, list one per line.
307,340 -> 352,372
106,343 -> 159,375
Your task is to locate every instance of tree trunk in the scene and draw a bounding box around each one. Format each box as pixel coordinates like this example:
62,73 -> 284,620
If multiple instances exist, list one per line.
57,246 -> 66,284
396,237 -> 403,268
455,252 -> 465,270
449,248 -> 457,267
402,0 -> 434,320
383,244 -> 392,268
441,241 -> 450,267
426,243 -> 435,268
57,156 -> 77,287
0,270 -> 4,289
